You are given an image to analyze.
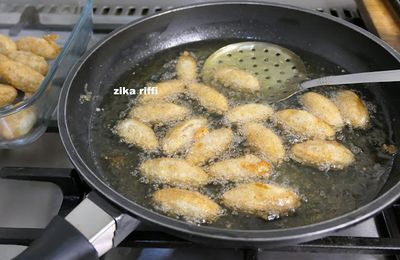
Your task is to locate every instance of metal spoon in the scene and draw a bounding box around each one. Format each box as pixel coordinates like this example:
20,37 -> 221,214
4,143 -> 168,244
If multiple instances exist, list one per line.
203,41 -> 400,102
277,69 -> 400,102
202,41 -> 307,102
273,69 -> 400,102
301,69 -> 400,88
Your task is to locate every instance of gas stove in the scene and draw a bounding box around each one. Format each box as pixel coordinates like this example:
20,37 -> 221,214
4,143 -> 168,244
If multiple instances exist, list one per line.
1,0 -> 399,259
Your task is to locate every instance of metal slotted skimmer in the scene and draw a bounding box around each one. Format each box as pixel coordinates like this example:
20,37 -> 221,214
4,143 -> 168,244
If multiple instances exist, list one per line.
202,42 -> 307,102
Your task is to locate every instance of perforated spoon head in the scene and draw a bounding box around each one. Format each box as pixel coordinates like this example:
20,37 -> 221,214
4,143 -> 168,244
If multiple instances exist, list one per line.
202,42 -> 307,102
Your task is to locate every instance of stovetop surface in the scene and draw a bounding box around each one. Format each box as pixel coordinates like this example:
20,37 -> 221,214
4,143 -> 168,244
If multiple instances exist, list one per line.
0,134 -> 391,260
1,0 -> 399,259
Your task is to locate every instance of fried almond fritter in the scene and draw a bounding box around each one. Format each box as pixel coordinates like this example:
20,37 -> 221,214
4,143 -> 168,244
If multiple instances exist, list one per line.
291,140 -> 355,170
162,117 -> 208,155
186,128 -> 233,165
0,34 -> 17,54
335,90 -> 369,129
5,50 -> 49,75
139,80 -> 185,103
226,103 -> 274,125
129,102 -> 190,125
300,92 -> 344,130
0,107 -> 37,139
209,154 -> 273,183
214,66 -> 260,92
275,109 -> 335,140
116,118 -> 158,151
221,183 -> 300,219
187,82 -> 229,114
16,34 -> 61,59
153,188 -> 222,223
0,54 -> 44,93
0,83 -> 17,107
176,51 -> 197,82
141,158 -> 209,188
242,122 -> 285,165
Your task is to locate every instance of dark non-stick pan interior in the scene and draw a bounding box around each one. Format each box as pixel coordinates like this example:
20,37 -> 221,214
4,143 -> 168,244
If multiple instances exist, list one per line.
60,2 -> 400,242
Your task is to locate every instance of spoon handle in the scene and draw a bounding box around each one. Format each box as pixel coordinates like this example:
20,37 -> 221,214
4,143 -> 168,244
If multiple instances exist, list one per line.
300,69 -> 400,89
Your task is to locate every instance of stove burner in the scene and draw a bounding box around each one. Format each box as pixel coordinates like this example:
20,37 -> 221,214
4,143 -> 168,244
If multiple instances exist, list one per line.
1,166 -> 400,260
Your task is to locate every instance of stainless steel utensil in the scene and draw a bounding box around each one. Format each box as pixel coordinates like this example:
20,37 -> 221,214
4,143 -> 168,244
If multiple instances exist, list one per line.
203,42 -> 400,102
202,41 -> 307,102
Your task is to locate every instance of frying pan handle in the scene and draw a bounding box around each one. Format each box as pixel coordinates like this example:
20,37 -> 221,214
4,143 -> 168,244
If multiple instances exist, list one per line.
15,192 -> 140,260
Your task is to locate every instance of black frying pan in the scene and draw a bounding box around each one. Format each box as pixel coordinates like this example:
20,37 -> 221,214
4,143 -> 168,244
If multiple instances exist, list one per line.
16,2 -> 400,259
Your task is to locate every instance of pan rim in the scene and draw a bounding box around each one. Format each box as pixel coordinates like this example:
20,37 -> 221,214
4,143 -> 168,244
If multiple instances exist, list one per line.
58,1 -> 400,244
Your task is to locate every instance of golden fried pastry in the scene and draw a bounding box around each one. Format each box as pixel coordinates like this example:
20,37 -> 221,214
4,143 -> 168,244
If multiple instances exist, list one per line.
116,118 -> 158,150
187,82 -> 228,114
129,102 -> 190,125
209,154 -> 273,183
176,51 -> 197,82
291,140 -> 355,170
221,183 -> 300,218
275,109 -> 335,140
300,92 -> 344,130
139,80 -> 185,103
335,90 -> 369,129
186,128 -> 233,165
225,103 -> 274,124
242,122 -> 285,164
214,66 -> 260,92
140,158 -> 209,188
5,50 -> 48,75
153,188 -> 222,223
16,34 -> 61,59
0,54 -> 44,93
0,34 -> 17,54
0,107 -> 36,139
0,84 -> 17,107
162,118 -> 208,154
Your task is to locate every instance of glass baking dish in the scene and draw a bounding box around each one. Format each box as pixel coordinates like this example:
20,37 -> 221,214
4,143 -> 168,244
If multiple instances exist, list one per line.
0,0 -> 92,148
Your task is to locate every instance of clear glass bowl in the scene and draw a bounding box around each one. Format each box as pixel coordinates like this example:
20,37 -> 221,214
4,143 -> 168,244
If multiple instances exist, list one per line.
0,0 -> 93,148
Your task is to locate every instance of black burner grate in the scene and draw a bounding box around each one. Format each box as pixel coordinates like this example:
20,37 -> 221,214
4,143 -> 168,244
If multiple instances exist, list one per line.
0,166 -> 400,260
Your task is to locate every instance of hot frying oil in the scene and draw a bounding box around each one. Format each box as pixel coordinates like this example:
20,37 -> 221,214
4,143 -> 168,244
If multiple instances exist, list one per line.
90,40 -> 395,229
